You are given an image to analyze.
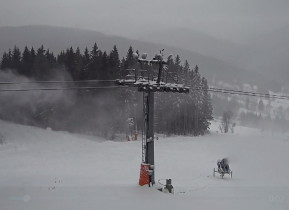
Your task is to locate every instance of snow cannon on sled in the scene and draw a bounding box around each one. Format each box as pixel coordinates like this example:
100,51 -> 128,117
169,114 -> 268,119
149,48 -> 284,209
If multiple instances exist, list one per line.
157,179 -> 174,194
213,158 -> 232,179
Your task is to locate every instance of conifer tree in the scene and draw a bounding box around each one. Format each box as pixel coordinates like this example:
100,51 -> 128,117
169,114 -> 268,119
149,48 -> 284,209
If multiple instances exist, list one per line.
11,46 -> 22,72
109,45 -> 120,79
83,47 -> 90,62
64,47 -> 77,79
88,43 -> 101,79
124,46 -> 136,70
100,51 -> 109,79
0,51 -> 12,70
174,55 -> 181,81
199,77 -> 213,134
183,60 -> 190,84
45,49 -> 57,69
21,46 -> 33,77
78,47 -> 90,80
57,50 -> 66,64
33,45 -> 50,80
74,47 -> 84,80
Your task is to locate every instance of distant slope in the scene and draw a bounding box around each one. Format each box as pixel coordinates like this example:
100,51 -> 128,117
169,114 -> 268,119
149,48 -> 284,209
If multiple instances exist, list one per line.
136,28 -> 244,68
0,25 -> 124,56
245,25 -> 289,85
0,25 -> 277,90
136,27 -> 286,90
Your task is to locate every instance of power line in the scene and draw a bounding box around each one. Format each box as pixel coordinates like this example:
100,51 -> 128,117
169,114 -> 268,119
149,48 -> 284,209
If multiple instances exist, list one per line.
211,87 -> 289,100
0,86 -> 128,92
208,89 -> 289,100
0,79 -> 115,85
192,87 -> 289,100
0,80 -> 288,101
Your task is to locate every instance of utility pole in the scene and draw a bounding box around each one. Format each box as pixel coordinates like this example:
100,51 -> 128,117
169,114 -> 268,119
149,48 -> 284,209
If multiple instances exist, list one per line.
143,90 -> 155,184
115,51 -> 189,187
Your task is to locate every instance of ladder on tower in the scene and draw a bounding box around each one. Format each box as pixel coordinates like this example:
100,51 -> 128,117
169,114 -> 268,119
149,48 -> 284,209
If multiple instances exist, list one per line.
141,92 -> 147,163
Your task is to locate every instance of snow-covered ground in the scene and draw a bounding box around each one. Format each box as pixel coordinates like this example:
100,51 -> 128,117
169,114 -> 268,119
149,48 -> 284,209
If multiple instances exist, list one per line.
1,120 -> 289,210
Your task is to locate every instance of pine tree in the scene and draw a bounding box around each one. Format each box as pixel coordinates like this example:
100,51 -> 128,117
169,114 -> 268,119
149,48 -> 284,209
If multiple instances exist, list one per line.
183,60 -> 190,85
100,51 -> 109,79
21,46 -> 32,76
199,77 -> 213,134
33,45 -> 50,80
80,47 -> 89,80
174,55 -> 181,81
74,47 -> 84,80
0,51 -> 12,70
11,46 -> 22,72
184,60 -> 190,74
30,47 -> 36,76
165,56 -> 175,83
45,49 -> 57,69
83,47 -> 90,62
109,45 -> 120,79
88,43 -> 101,79
57,50 -> 66,64
124,46 -> 136,70
65,47 -> 77,79
30,47 -> 36,62
187,65 -> 202,135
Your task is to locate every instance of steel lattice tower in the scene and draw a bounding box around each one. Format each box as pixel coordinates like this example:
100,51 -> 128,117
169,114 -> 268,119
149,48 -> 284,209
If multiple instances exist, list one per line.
115,51 -> 189,186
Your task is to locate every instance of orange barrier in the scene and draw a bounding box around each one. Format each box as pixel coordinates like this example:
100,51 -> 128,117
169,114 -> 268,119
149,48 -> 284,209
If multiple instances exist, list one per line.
139,163 -> 150,186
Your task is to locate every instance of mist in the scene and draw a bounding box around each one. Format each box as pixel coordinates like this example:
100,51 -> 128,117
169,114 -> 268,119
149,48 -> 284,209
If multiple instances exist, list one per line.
0,0 -> 289,137
0,69 -> 76,127
0,69 -> 143,139
1,0 -> 288,43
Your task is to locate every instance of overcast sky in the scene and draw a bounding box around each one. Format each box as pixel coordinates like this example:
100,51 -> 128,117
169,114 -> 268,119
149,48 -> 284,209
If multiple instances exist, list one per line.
0,0 -> 288,42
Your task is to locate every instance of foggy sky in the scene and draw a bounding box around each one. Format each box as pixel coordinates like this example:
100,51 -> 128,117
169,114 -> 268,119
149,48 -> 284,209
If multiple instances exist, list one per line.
0,0 -> 288,42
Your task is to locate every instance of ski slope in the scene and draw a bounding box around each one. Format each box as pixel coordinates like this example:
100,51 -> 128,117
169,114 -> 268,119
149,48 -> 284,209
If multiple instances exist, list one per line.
0,120 -> 289,210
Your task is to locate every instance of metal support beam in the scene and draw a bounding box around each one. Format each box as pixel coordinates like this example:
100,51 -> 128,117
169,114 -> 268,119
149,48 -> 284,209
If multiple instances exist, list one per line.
115,51 -> 189,187
156,62 -> 163,84
144,91 -> 155,185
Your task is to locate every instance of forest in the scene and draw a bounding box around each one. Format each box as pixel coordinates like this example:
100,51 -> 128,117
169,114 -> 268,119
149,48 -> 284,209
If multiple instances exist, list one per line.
0,44 -> 213,139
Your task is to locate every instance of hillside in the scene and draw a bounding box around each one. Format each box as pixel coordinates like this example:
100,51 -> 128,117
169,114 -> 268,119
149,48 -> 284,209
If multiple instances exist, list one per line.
246,25 -> 289,85
0,120 -> 289,209
136,28 -> 245,68
136,27 -> 288,91
0,25 -> 277,90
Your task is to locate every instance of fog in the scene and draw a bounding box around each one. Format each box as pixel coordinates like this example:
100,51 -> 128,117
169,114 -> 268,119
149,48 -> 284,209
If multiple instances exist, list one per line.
1,0 -> 289,89
0,69 -> 76,127
0,0 -> 289,136
0,69 -> 142,139
1,0 -> 288,43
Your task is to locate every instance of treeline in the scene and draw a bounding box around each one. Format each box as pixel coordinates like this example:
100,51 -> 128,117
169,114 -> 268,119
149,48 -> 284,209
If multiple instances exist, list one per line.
154,64 -> 213,136
0,44 -> 213,138
0,44 -> 121,81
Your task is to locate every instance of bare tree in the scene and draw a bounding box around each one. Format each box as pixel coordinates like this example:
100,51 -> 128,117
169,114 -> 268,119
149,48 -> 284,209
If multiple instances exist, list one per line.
0,133 -> 5,144
221,111 -> 233,133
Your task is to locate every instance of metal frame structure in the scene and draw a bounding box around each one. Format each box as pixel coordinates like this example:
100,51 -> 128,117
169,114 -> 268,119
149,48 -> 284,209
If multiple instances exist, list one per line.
115,51 -> 189,186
